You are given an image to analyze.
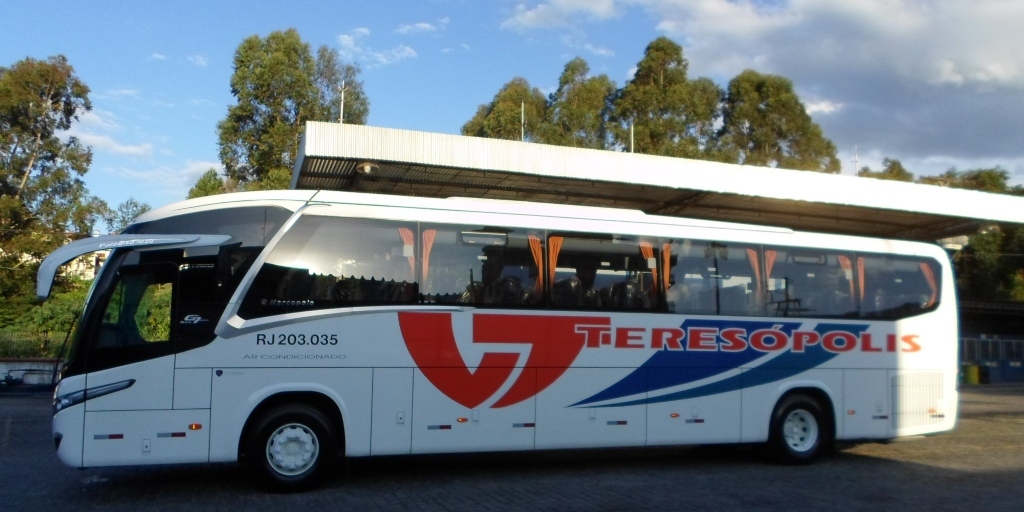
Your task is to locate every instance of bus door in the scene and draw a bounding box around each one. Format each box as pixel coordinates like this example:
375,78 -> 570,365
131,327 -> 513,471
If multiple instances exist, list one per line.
70,240 -> 230,467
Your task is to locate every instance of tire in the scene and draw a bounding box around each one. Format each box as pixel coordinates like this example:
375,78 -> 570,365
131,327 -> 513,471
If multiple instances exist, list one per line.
248,404 -> 337,491
768,394 -> 832,464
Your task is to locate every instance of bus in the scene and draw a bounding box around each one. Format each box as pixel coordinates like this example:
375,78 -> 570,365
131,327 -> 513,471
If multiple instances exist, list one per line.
40,189 -> 958,490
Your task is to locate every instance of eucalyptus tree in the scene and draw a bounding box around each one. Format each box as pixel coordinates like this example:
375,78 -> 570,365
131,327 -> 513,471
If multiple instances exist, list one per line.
218,29 -> 368,187
540,57 -> 615,149
608,37 -> 722,158
461,77 -> 547,142
0,55 -> 106,325
717,69 -> 839,172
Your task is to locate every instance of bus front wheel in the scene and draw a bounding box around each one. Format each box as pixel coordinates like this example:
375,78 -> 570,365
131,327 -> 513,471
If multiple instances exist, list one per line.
249,404 -> 337,491
768,394 -> 832,464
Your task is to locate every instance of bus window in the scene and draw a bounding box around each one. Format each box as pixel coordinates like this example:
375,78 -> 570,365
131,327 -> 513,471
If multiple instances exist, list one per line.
765,249 -> 858,317
667,240 -> 761,316
858,255 -> 940,319
97,266 -> 173,347
549,235 -> 659,311
420,225 -> 542,307
239,216 -> 418,318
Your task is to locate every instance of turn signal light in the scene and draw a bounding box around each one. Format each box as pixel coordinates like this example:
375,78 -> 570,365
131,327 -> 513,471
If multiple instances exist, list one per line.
457,417 -> 468,423
189,423 -> 203,430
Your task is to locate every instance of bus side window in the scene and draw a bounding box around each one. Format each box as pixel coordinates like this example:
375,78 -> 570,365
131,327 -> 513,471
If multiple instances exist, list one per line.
668,240 -> 761,316
549,235 -> 659,311
419,226 -> 542,308
96,265 -> 174,348
765,249 -> 857,318
238,216 -> 418,319
859,255 -> 940,319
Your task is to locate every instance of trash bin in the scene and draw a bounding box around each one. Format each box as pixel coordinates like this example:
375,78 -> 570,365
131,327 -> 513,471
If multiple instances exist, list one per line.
978,365 -> 990,384
962,364 -> 980,385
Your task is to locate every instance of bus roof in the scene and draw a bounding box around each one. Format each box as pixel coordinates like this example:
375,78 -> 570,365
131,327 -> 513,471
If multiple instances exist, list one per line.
291,122 -> 1024,242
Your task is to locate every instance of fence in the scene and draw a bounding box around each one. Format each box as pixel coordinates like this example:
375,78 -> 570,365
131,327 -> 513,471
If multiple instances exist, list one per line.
961,337 -> 1024,382
0,333 -> 60,359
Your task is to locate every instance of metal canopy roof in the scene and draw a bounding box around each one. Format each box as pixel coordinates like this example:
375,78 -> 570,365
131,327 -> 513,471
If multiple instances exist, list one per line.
292,122 -> 1024,241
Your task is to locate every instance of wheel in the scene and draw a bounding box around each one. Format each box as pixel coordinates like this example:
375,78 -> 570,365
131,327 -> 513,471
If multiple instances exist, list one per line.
248,404 -> 337,491
768,394 -> 832,464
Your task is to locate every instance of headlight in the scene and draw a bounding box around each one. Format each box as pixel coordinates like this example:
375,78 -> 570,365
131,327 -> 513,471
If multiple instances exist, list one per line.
53,389 -> 87,415
52,379 -> 135,416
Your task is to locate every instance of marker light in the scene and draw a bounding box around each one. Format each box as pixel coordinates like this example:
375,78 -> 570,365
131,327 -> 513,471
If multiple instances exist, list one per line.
189,423 -> 202,430
457,417 -> 469,423
670,413 -> 680,418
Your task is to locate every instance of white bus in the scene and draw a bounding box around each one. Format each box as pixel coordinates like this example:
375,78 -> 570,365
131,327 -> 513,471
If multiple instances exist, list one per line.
40,190 -> 957,490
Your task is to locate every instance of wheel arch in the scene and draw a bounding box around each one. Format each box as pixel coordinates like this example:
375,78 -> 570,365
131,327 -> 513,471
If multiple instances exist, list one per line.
238,390 -> 346,462
773,386 -> 837,441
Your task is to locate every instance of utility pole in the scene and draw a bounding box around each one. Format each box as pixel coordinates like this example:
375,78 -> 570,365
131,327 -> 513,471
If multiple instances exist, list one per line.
521,101 -> 525,142
338,81 -> 347,124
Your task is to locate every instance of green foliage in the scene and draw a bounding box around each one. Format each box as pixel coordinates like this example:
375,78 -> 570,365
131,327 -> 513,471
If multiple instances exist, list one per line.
315,46 -> 369,125
858,158 -> 914,182
461,77 -> 548,141
217,29 -> 368,186
136,282 -> 172,341
240,167 -> 292,191
921,167 -> 1011,193
608,37 -> 722,158
188,168 -> 226,199
718,70 -> 839,172
103,197 -> 151,233
540,58 -> 616,149
0,55 -> 106,329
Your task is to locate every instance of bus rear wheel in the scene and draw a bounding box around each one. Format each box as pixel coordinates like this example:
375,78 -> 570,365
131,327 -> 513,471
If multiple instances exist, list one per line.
768,394 -> 832,464
249,404 -> 337,491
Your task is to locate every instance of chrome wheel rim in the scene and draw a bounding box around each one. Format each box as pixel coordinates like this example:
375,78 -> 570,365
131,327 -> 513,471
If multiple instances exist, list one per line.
782,409 -> 819,453
266,422 -> 320,476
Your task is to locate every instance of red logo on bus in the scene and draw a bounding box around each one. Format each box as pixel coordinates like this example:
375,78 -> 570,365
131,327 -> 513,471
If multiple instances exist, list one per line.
398,312 -> 607,409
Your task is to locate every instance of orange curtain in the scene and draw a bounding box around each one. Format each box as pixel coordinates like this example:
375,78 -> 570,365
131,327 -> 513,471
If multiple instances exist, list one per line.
746,248 -> 762,298
919,262 -> 938,307
528,235 -> 544,293
398,228 -> 415,281
640,242 -> 657,294
764,250 -> 777,280
547,236 -> 564,285
661,243 -> 672,291
421,229 -> 437,283
857,257 -> 866,302
838,255 -> 855,297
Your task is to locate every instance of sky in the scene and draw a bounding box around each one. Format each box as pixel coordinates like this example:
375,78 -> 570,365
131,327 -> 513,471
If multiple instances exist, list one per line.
2,0 -> 1023,231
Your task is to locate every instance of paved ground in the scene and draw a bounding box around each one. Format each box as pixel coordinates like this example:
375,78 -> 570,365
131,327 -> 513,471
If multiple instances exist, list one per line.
2,384 -> 1023,511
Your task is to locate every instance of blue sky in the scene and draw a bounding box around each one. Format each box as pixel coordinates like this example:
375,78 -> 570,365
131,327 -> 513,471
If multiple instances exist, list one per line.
3,1 -> 1023,231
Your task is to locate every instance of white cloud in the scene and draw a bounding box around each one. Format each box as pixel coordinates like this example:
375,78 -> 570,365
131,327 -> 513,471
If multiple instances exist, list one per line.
503,0 -> 620,29
337,28 -> 418,66
506,0 -> 1024,173
805,100 -> 843,115
105,89 -> 140,99
584,43 -> 614,57
148,53 -> 166,61
396,17 -> 450,34
75,132 -> 154,156
108,160 -> 222,203
77,109 -> 120,131
187,55 -> 209,67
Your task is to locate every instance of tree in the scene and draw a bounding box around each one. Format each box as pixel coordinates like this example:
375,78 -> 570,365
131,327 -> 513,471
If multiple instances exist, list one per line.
461,77 -> 547,141
718,69 -> 840,172
315,47 -> 369,124
103,197 -> 151,233
858,158 -> 914,182
539,58 -> 615,149
920,167 -> 1011,193
607,37 -> 722,158
0,55 -> 106,326
188,168 -> 226,199
217,29 -> 368,187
